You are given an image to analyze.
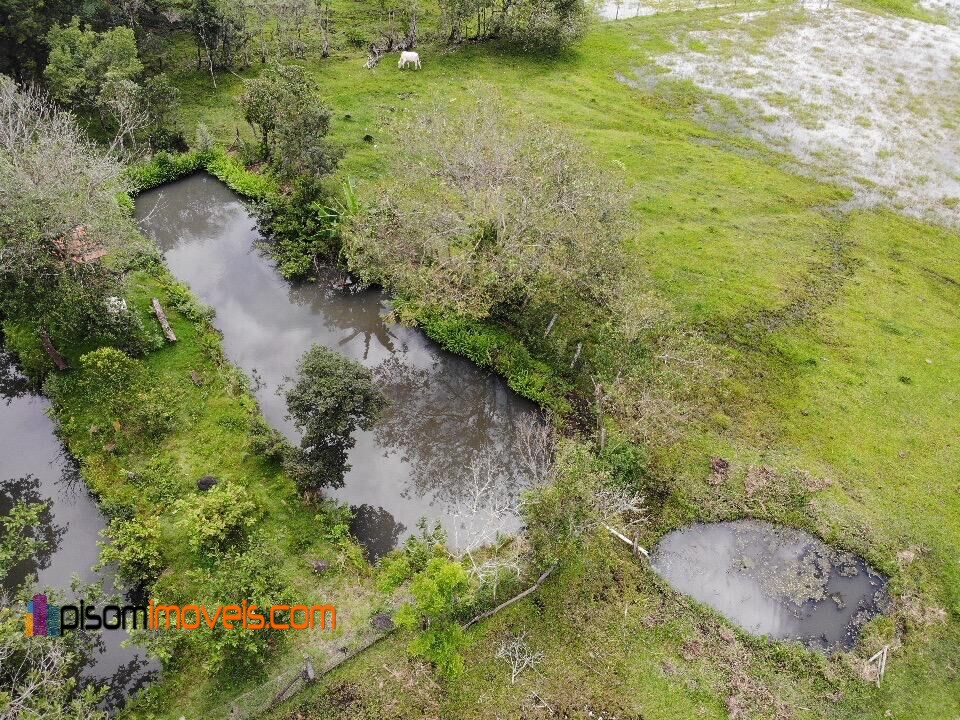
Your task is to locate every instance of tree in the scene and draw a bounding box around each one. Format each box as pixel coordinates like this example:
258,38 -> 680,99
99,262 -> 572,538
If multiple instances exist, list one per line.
0,499 -> 49,582
283,345 -> 386,493
344,86 -> 627,321
0,79 -> 149,360
1,482 -> 105,719
0,604 -> 107,720
272,104 -> 342,181
189,0 -> 252,81
437,0 -> 590,49
140,73 -> 180,135
45,19 -> 142,110
240,64 -> 322,157
395,556 -> 474,679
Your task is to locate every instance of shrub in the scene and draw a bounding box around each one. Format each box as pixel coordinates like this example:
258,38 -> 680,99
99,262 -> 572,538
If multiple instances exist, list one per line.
128,385 -> 180,439
395,557 -> 474,679
98,516 -> 164,587
174,481 -> 258,554
185,546 -> 294,671
76,347 -> 144,415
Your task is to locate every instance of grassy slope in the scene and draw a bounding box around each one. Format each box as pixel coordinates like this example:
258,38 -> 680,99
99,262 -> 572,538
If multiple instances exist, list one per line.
158,5 -> 959,718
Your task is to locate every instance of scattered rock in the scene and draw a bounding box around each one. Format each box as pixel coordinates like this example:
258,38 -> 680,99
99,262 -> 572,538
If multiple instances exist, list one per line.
311,560 -> 330,575
709,456 -> 730,485
197,475 -> 219,492
370,612 -> 394,631
190,370 -> 203,387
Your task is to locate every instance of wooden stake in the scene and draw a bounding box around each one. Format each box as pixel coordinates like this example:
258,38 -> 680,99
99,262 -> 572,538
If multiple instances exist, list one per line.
152,298 -> 177,342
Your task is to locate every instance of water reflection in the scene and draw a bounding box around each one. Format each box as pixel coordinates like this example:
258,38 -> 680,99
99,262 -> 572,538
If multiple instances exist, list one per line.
135,173 -> 541,560
0,348 -> 159,704
0,474 -> 66,589
651,520 -> 888,651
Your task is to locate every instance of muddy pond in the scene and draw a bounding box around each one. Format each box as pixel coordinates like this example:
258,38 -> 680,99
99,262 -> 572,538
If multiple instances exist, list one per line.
0,348 -> 159,709
651,520 -> 888,651
135,173 -> 540,561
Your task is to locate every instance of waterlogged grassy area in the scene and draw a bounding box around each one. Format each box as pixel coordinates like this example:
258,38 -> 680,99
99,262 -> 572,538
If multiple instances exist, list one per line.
138,5 -> 960,718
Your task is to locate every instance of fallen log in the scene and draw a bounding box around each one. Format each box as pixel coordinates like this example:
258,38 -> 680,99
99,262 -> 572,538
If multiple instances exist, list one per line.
604,523 -> 649,558
463,561 -> 558,630
39,329 -> 68,370
152,298 -> 177,342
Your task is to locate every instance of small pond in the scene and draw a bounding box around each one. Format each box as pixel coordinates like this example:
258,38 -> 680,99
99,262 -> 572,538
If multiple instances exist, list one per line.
135,173 -> 541,561
0,347 -> 159,710
650,520 -> 888,651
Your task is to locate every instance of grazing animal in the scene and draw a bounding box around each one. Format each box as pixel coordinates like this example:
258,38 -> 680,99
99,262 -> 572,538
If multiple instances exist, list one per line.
398,51 -> 421,70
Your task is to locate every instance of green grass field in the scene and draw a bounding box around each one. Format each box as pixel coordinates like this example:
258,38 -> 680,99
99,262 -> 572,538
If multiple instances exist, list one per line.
137,4 -> 960,717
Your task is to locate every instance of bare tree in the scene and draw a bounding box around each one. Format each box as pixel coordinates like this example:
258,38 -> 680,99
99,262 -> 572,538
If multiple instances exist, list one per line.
496,631 -> 545,684
98,78 -> 150,154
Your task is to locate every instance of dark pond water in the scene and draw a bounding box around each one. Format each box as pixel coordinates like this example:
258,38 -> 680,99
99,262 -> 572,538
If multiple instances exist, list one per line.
0,348 -> 159,710
651,520 -> 888,651
135,173 -> 540,560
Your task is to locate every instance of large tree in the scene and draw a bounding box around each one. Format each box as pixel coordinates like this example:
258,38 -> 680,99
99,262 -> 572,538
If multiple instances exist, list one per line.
44,18 -> 142,110
283,345 -> 386,493
0,78 -> 148,365
239,63 -> 340,177
344,86 -> 627,321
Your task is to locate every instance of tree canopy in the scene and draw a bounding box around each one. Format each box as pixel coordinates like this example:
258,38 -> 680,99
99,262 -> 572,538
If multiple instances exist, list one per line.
284,344 -> 386,493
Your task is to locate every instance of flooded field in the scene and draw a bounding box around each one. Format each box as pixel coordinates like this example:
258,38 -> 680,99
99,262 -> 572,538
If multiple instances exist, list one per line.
650,3 -> 960,226
651,520 -> 888,651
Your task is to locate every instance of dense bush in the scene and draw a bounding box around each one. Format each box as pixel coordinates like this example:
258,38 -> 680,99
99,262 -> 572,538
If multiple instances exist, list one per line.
126,150 -> 209,193
395,557 -> 474,679
393,299 -> 570,413
173,481 -> 258,553
97,516 -> 164,587
344,89 -> 626,324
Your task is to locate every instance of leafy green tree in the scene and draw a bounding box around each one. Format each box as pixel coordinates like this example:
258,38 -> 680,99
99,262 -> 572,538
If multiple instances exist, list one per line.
239,63 -> 311,157
0,500 -> 49,582
272,104 -> 343,181
283,345 -> 386,493
44,18 -> 142,110
395,557 -> 474,679
140,73 -> 180,134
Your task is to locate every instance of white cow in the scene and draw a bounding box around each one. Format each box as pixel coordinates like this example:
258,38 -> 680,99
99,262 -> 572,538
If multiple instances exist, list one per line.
398,51 -> 421,70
